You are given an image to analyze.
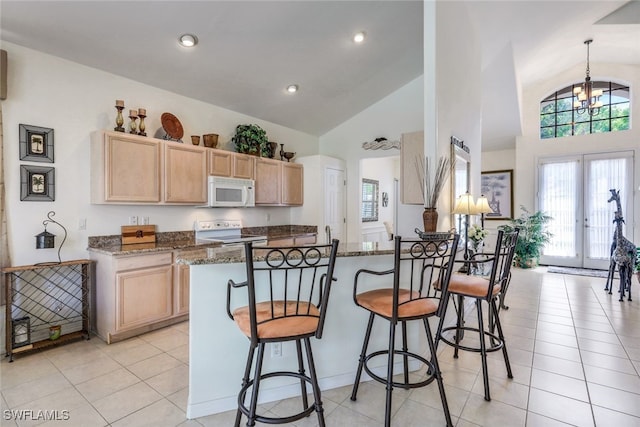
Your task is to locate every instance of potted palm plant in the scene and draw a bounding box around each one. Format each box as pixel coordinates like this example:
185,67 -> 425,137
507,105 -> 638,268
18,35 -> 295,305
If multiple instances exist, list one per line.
635,247 -> 640,285
500,206 -> 553,268
232,124 -> 270,157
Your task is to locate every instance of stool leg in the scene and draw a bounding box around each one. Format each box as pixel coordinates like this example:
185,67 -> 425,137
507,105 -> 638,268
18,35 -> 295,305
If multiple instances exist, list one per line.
235,344 -> 257,427
453,295 -> 464,359
303,337 -> 325,427
434,293 -> 452,352
476,299 -> 491,401
246,343 -> 266,426
491,298 -> 513,379
385,319 -> 397,427
351,312 -> 375,401
401,321 -> 409,384
423,317 -> 453,427
295,339 -> 309,411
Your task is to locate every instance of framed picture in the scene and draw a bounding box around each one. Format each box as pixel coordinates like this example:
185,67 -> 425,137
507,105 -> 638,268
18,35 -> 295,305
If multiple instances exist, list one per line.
481,169 -> 513,220
20,165 -> 55,201
19,124 -> 54,162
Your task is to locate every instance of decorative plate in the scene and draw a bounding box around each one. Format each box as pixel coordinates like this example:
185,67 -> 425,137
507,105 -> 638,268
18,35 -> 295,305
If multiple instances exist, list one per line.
161,112 -> 184,140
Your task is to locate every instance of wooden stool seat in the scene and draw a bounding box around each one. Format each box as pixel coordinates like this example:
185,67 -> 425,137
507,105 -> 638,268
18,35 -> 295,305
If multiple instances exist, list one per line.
232,301 -> 319,339
355,288 -> 439,319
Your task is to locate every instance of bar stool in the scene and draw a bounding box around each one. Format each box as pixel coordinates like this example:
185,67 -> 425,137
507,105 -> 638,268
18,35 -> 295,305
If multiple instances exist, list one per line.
435,228 -> 519,401
350,233 -> 459,427
226,239 -> 339,427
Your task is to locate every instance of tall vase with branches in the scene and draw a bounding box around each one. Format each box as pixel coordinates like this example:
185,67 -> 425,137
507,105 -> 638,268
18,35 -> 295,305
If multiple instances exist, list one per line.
415,156 -> 454,232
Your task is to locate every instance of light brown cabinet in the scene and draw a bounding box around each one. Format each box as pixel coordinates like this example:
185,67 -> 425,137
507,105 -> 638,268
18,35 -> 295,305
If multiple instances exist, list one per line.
91,131 -> 162,203
266,234 -> 316,247
164,143 -> 207,204
255,158 -> 303,206
91,251 -> 189,343
208,150 -> 255,179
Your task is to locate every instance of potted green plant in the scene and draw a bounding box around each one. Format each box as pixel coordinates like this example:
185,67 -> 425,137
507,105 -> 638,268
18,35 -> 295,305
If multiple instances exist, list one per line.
635,247 -> 640,285
500,206 -> 553,268
232,124 -> 270,157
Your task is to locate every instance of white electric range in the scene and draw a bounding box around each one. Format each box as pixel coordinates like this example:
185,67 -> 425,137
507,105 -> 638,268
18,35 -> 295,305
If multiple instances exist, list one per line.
194,220 -> 267,246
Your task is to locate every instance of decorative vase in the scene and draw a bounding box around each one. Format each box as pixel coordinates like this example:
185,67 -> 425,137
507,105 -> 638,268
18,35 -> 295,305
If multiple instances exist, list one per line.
422,208 -> 438,232
203,134 -> 218,148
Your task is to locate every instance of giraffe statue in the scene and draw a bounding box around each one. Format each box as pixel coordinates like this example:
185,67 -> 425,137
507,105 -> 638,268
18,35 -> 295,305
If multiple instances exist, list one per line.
606,189 -> 636,301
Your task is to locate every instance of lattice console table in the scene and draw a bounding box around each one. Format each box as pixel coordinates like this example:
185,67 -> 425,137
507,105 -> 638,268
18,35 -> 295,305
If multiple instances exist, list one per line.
3,259 -> 93,361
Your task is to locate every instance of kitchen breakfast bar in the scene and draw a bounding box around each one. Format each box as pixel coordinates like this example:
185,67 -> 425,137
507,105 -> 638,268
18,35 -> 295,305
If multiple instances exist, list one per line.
176,241 -> 429,419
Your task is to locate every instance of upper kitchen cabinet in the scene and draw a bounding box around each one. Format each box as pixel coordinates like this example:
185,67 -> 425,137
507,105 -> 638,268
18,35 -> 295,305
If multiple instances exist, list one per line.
400,131 -> 424,205
91,131 -> 162,203
282,162 -> 303,205
164,142 -> 207,204
208,149 -> 255,179
254,157 -> 303,206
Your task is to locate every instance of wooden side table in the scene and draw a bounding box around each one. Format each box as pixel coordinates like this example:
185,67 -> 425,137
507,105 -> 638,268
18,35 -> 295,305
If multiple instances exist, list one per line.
3,259 -> 93,361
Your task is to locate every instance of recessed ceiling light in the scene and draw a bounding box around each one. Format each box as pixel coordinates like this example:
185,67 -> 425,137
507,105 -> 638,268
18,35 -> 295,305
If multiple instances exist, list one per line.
179,34 -> 198,47
353,31 -> 366,43
286,84 -> 299,93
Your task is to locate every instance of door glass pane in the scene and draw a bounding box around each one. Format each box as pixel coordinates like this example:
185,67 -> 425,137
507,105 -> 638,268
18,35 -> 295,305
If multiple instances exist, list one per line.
539,160 -> 578,257
585,157 -> 630,260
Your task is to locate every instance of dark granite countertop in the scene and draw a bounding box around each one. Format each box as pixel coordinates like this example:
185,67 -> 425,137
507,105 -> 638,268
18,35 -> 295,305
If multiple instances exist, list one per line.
177,241 -> 396,265
87,226 -> 318,256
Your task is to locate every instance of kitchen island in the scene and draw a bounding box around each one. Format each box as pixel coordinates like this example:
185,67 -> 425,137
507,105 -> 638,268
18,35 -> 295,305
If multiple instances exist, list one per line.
177,241 -> 428,419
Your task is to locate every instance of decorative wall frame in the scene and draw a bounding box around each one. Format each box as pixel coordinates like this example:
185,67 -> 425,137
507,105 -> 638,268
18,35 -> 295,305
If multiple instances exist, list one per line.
19,124 -> 54,162
20,165 -> 55,201
481,169 -> 514,220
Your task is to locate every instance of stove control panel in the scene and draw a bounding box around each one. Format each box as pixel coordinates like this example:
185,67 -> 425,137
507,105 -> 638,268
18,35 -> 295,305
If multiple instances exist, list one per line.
195,220 -> 242,231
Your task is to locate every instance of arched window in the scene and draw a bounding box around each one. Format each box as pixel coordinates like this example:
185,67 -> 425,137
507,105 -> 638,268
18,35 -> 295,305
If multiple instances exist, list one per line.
540,81 -> 630,139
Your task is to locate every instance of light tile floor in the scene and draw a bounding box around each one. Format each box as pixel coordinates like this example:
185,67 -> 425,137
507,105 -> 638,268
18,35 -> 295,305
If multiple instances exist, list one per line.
2,268 -> 640,426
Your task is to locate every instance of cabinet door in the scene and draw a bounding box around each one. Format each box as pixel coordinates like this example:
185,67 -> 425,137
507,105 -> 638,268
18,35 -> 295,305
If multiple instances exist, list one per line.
103,133 -> 161,203
209,149 -> 233,177
267,237 -> 294,247
282,163 -> 303,205
115,265 -> 173,331
174,263 -> 190,316
164,143 -> 207,203
233,153 -> 255,179
294,234 -> 316,245
400,131 -> 424,204
255,158 -> 281,205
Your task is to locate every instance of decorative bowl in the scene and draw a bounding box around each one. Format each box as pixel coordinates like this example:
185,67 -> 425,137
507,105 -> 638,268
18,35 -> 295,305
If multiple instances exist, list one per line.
283,151 -> 296,162
414,228 -> 451,241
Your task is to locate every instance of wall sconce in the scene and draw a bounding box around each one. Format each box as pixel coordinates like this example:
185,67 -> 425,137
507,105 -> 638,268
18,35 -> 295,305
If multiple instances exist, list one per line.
35,211 -> 67,265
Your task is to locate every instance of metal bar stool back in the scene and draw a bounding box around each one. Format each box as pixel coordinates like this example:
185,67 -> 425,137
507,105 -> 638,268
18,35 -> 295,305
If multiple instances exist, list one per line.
350,233 -> 459,427
226,239 -> 340,427
435,228 -> 519,401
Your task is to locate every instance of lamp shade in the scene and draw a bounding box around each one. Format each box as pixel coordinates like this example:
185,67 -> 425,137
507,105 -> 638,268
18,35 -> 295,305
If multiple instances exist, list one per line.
452,193 -> 476,215
474,195 -> 494,215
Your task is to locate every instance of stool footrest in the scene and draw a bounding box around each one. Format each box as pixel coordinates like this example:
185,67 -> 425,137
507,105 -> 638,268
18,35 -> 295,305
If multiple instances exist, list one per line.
238,371 -> 318,424
362,349 -> 437,389
439,326 -> 504,353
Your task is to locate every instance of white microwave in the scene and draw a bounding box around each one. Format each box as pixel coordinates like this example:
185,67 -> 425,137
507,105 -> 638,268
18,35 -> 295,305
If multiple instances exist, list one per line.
204,176 -> 255,208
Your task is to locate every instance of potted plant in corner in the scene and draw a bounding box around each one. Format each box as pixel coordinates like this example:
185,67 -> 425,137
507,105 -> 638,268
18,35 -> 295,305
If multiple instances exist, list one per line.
635,247 -> 640,285
232,124 -> 270,157
500,206 -> 553,268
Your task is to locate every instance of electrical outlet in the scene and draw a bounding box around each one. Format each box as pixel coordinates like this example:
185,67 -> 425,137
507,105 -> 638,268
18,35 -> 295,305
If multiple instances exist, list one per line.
129,216 -> 138,225
78,218 -> 87,230
271,342 -> 282,358
142,216 -> 150,225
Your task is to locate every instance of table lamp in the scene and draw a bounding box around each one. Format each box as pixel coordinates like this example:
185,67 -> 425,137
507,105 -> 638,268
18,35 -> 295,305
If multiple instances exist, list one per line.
474,195 -> 494,229
452,192 -> 476,260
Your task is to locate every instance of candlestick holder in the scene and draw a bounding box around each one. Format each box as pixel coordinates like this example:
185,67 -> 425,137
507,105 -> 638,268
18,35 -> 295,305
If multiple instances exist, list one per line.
279,143 -> 285,161
114,105 -> 125,132
137,112 -> 147,136
129,114 -> 138,134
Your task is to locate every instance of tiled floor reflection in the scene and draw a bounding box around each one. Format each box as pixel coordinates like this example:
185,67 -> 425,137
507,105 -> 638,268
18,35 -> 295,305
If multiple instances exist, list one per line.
2,268 -> 639,426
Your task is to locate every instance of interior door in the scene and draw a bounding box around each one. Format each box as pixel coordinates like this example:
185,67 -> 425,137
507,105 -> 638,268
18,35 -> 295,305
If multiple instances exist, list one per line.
538,151 -> 634,269
324,167 -> 345,243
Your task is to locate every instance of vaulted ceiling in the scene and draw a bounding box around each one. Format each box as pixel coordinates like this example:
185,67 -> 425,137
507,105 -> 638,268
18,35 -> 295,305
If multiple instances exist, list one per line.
2,1 -> 638,151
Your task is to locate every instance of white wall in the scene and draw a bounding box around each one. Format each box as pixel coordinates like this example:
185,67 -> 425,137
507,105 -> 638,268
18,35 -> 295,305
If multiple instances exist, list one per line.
319,76 -> 424,243
516,62 -> 640,244
2,43 -> 320,266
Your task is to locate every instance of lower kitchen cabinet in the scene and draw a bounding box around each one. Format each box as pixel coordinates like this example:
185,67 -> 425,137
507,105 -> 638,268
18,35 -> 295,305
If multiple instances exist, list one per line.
91,251 -> 189,343
267,234 -> 317,247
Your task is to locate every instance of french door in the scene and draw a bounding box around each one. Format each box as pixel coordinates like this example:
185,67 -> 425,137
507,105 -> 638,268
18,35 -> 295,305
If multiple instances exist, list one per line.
538,151 -> 634,269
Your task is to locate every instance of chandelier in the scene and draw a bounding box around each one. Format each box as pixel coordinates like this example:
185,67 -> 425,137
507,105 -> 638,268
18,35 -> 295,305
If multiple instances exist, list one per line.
573,39 -> 603,116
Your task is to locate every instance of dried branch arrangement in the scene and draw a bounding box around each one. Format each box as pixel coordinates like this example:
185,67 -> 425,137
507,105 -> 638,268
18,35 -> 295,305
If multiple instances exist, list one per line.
415,156 -> 454,208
